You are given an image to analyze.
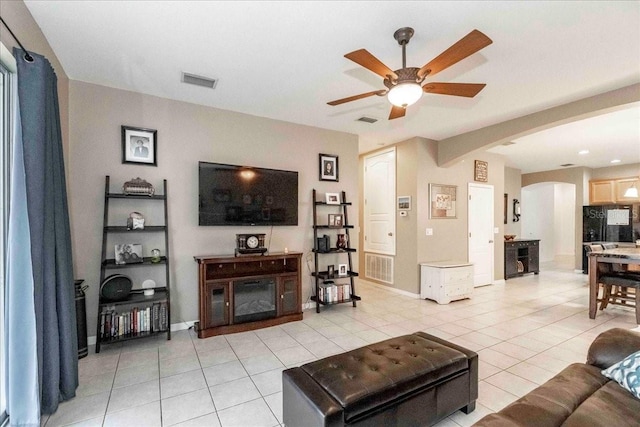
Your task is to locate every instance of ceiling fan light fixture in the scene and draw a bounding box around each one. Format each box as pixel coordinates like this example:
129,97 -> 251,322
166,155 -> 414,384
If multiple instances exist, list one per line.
387,82 -> 422,107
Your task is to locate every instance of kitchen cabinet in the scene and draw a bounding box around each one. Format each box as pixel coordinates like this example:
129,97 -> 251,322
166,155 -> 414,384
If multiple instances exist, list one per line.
590,177 -> 640,204
615,177 -> 640,203
590,180 -> 616,204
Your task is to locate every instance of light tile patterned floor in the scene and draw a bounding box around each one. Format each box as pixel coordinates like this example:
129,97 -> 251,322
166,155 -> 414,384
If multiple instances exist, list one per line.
43,260 -> 639,427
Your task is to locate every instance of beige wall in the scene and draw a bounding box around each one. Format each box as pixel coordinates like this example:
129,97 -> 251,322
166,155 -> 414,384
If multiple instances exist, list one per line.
0,0 -> 69,158
359,137 -> 506,295
69,81 -> 359,337
590,163 -> 640,180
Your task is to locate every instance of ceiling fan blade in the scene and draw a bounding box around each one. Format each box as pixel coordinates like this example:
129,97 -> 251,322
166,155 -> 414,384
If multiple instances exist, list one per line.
417,30 -> 492,79
327,90 -> 386,106
422,82 -> 486,97
388,105 -> 406,120
344,49 -> 399,80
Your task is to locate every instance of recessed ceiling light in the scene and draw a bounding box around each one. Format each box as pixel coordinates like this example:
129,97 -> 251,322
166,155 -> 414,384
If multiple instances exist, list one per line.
611,159 -> 621,164
578,150 -> 589,155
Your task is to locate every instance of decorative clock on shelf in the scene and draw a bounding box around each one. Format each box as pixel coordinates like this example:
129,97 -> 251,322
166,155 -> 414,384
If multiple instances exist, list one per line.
235,233 -> 267,256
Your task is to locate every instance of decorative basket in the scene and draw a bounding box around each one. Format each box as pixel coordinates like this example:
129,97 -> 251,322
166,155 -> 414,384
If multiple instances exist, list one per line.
123,177 -> 155,196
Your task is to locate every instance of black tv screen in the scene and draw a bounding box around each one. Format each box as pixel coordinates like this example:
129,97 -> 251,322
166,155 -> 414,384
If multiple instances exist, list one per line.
199,162 -> 298,226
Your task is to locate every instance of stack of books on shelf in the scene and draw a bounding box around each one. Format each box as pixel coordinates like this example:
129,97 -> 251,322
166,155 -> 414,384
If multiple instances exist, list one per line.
100,301 -> 168,339
318,283 -> 351,303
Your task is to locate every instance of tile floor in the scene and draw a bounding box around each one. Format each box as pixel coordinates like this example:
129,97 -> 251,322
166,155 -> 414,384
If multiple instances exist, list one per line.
43,260 -> 639,427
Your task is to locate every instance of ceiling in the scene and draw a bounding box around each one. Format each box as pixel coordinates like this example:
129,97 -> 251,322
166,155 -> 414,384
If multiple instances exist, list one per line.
24,1 -> 640,173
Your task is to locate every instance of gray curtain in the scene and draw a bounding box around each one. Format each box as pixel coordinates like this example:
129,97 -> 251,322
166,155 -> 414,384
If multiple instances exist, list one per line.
14,48 -> 77,414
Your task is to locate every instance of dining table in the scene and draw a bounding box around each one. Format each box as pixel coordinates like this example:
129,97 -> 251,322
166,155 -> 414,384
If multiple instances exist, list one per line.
588,247 -> 640,319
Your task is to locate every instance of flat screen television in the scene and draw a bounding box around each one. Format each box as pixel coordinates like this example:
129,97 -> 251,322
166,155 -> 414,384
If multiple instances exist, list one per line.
199,161 -> 298,226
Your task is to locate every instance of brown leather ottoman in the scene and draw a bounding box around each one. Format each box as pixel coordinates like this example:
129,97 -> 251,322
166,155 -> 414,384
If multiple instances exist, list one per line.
282,331 -> 478,427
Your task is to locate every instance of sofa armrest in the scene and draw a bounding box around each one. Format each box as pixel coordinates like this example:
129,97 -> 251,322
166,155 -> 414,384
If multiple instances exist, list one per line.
283,367 -> 344,427
587,328 -> 640,370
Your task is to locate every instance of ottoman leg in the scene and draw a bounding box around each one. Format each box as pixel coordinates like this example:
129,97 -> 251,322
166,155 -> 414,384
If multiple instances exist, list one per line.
462,401 -> 476,414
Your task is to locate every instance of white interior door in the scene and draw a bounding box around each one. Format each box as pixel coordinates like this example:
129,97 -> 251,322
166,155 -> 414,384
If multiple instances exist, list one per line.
364,148 -> 396,255
468,183 -> 494,287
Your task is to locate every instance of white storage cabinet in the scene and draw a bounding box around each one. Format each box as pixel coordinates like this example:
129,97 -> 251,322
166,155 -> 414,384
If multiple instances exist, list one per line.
420,261 -> 474,304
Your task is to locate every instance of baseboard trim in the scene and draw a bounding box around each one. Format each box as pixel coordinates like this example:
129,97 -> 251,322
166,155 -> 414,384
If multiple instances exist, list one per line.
359,278 -> 420,299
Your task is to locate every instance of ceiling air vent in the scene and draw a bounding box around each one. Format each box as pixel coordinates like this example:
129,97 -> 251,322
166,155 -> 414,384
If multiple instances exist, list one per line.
501,141 -> 515,146
181,72 -> 217,89
357,116 -> 378,124
560,163 -> 575,167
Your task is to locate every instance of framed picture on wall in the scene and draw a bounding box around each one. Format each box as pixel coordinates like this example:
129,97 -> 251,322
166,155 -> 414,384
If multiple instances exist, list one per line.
429,183 -> 457,219
122,125 -> 157,166
398,196 -> 411,210
504,193 -> 508,224
319,153 -> 339,181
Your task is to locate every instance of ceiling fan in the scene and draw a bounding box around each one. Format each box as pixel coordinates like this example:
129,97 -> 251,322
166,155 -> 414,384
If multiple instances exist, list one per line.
328,28 -> 492,120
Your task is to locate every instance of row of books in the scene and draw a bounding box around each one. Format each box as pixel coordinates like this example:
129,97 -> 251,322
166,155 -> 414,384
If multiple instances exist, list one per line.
100,301 -> 168,339
318,283 -> 351,303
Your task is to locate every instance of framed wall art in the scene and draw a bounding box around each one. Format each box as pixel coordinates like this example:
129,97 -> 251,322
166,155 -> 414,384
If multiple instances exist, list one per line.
122,125 -> 157,166
319,153 -> 339,181
474,160 -> 488,182
398,196 -> 411,210
328,213 -> 344,227
114,243 -> 143,265
504,193 -> 508,224
325,192 -> 340,204
429,184 -> 457,219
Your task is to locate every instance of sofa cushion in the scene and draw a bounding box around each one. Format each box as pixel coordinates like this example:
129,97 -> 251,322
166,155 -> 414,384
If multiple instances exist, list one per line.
601,350 -> 640,399
299,332 -> 469,421
472,363 -> 608,427
562,381 -> 640,427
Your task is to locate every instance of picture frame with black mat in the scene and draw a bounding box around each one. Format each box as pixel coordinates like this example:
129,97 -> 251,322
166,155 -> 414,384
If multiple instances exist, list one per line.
122,125 -> 157,166
319,153 -> 339,182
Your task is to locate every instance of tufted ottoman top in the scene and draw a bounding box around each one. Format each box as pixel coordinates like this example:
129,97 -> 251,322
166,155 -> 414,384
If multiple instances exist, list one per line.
300,332 -> 470,421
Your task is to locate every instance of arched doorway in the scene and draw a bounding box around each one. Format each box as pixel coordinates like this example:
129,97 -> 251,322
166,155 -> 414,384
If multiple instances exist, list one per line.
521,182 -> 576,268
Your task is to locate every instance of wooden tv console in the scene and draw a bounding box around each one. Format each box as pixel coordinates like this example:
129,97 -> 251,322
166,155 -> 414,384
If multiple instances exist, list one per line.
194,252 -> 303,338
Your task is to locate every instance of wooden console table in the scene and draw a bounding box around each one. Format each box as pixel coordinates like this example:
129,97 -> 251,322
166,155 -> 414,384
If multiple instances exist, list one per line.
504,239 -> 540,279
194,252 -> 303,338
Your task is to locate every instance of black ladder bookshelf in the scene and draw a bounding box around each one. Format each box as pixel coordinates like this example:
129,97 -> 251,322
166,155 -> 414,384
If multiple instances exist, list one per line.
311,189 -> 361,313
95,176 -> 171,352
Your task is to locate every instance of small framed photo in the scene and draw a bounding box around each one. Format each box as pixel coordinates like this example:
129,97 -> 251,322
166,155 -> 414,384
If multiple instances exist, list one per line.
319,153 -> 339,182
122,125 -> 157,166
398,196 -> 411,210
115,243 -> 143,265
325,192 -> 340,205
327,264 -> 335,278
328,213 -> 344,227
338,264 -> 348,276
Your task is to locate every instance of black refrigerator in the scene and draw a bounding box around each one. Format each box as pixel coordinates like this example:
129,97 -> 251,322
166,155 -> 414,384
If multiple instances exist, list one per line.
582,205 -> 633,273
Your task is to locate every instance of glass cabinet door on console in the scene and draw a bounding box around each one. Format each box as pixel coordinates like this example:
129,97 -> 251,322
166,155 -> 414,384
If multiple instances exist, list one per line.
206,282 -> 229,328
279,275 -> 299,316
